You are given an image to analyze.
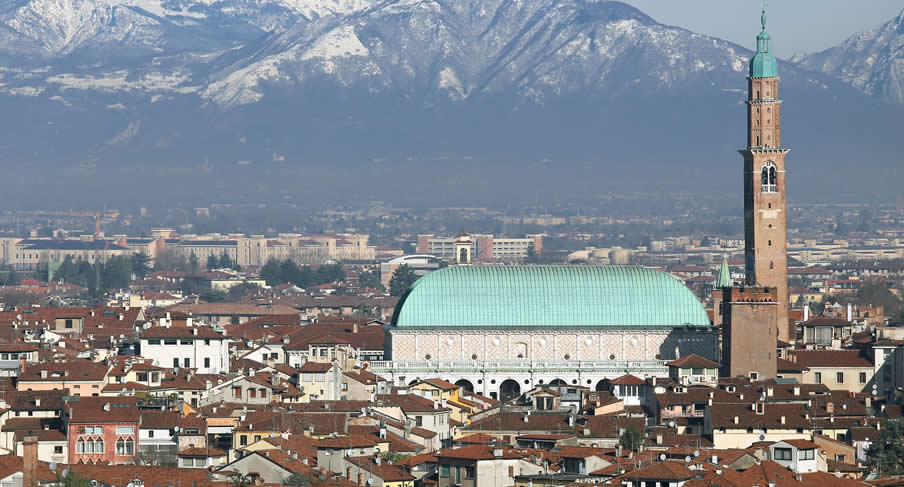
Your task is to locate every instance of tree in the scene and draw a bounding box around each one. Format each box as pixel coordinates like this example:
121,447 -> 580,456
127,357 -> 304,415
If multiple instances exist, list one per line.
219,251 -> 233,269
56,471 -> 94,487
280,260 -> 303,285
101,255 -> 133,290
282,473 -> 310,486
228,472 -> 254,487
154,248 -> 187,272
619,425 -> 644,452
130,252 -> 151,279
206,254 -> 219,270
526,243 -> 538,263
188,251 -> 200,275
358,270 -> 385,291
867,418 -> 904,474
389,265 -> 419,297
260,259 -> 283,286
6,270 -> 17,286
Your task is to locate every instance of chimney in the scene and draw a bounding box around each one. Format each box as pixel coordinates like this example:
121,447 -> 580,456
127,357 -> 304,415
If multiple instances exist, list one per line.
780,416 -> 786,425
34,398 -> 40,408
793,386 -> 801,396
353,323 -> 359,334
523,415 -> 529,424
733,416 -> 739,424
767,386 -> 774,397
379,427 -> 386,439
493,448 -> 503,458
23,434 -> 38,487
375,455 -> 381,465
40,370 -> 47,379
19,357 -> 26,374
826,402 -> 834,414
804,306 -> 810,321
712,455 -> 718,465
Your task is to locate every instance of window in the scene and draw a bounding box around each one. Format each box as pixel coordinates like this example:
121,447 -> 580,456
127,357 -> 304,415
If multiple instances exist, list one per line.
692,368 -> 703,375
240,436 -> 248,446
440,465 -> 450,478
260,389 -> 267,398
164,340 -> 177,345
95,439 -> 104,453
76,439 -> 85,454
233,387 -> 242,399
148,430 -> 154,438
137,373 -> 148,382
65,319 -> 73,329
126,438 -> 134,455
836,372 -> 844,384
836,454 -> 846,462
116,439 -> 125,455
204,358 -> 210,368
815,372 -> 822,384
415,416 -> 423,427
173,358 -> 180,368
148,339 -> 161,345
774,448 -> 792,460
799,449 -> 815,460
465,466 -> 475,479
183,358 -> 190,368
761,162 -> 778,193
116,426 -> 134,435
860,372 -> 867,384
54,445 -> 63,454
249,389 -> 256,398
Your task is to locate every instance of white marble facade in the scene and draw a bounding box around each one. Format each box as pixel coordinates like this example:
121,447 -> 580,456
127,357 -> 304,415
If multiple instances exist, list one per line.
389,328 -> 718,363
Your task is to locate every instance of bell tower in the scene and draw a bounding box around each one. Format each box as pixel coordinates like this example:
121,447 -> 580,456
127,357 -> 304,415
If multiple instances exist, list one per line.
740,6 -> 791,342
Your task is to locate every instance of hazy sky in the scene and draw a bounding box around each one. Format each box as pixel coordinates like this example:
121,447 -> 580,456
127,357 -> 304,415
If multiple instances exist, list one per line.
625,1 -> 903,58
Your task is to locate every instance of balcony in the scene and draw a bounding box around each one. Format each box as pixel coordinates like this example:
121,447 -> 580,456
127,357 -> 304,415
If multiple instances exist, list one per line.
661,409 -> 705,419
368,359 -> 668,374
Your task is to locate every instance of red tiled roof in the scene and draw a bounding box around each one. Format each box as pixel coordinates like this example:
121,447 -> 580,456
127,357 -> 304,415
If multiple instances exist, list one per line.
666,354 -> 720,368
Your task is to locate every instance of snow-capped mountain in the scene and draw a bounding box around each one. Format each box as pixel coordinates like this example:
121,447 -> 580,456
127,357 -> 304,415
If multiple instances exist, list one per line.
0,0 -> 898,170
795,9 -> 904,104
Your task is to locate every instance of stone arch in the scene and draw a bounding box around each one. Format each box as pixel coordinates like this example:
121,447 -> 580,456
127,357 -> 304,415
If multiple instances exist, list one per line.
549,379 -> 567,387
499,379 -> 521,403
454,379 -> 475,393
595,380 -> 607,392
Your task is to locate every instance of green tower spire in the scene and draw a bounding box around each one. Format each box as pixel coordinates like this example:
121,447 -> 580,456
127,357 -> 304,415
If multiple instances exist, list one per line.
715,255 -> 732,288
749,2 -> 778,78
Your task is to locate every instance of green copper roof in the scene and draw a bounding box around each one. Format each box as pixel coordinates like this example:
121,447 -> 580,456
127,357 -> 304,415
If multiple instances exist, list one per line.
392,265 -> 710,328
715,256 -> 732,288
750,7 -> 778,78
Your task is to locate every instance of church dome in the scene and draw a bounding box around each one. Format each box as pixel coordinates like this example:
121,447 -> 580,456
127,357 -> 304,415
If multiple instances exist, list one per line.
392,265 -> 710,328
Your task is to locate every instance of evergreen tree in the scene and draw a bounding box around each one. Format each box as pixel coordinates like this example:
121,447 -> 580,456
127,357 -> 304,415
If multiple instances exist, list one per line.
206,254 -> 219,270
218,251 -> 233,269
130,252 -> 151,279
260,259 -> 282,286
868,418 -> 904,474
280,260 -> 302,285
282,473 -> 310,486
6,270 -> 17,286
389,265 -> 419,297
619,425 -> 644,452
188,251 -> 200,275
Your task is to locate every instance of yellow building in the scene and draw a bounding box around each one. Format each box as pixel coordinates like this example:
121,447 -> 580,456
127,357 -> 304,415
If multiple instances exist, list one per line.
410,378 -> 479,425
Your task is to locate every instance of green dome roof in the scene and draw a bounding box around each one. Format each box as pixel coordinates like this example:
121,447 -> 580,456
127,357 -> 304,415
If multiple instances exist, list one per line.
750,51 -> 778,78
750,8 -> 778,78
392,265 -> 710,328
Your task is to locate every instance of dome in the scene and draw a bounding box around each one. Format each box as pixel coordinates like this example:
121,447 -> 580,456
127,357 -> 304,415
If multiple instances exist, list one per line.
392,265 -> 711,328
750,51 -> 778,78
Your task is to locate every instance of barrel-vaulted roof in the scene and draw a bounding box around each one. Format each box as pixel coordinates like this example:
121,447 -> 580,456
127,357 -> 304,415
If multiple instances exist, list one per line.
392,266 -> 710,329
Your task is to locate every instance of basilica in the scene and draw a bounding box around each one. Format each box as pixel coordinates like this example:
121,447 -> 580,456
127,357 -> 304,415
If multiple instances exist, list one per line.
372,265 -> 719,400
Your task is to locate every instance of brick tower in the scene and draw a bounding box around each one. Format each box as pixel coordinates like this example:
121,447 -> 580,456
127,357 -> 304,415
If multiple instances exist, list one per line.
740,7 -> 791,342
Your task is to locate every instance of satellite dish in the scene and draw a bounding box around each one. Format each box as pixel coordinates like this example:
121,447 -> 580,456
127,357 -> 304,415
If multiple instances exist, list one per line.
660,454 -> 666,461
872,383 -> 878,390
694,450 -> 700,457
49,462 -> 57,472
684,456 -> 692,463
668,421 -> 675,428
759,434 -> 766,441
61,469 -> 69,478
347,449 -> 355,457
